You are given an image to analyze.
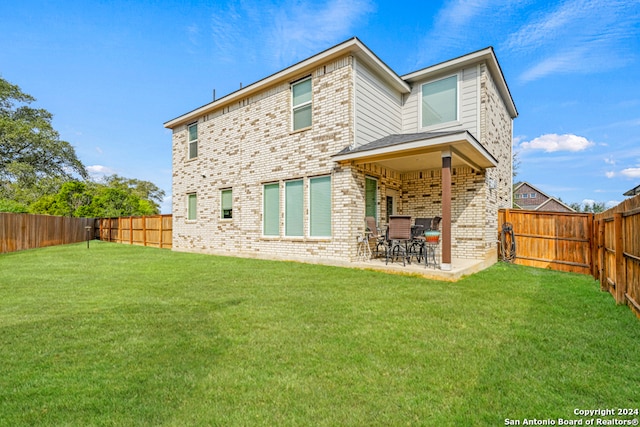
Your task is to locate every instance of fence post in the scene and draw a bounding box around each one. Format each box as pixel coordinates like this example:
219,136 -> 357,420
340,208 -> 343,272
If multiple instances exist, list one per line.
598,219 -> 605,290
614,213 -> 627,304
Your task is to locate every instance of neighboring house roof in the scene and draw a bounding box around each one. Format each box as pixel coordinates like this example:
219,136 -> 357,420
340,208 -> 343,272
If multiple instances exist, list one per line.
513,181 -> 575,212
332,130 -> 498,171
164,37 -> 518,129
623,184 -> 640,197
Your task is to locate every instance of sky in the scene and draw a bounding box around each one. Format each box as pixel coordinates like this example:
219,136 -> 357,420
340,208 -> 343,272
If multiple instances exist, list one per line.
1,0 -> 639,213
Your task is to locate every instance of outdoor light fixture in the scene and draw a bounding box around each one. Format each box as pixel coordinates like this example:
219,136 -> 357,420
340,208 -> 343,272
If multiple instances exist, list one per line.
85,225 -> 92,249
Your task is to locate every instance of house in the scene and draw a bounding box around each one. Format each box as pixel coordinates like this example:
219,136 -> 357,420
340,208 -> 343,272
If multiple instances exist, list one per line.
623,184 -> 640,197
164,37 -> 517,272
513,181 -> 575,212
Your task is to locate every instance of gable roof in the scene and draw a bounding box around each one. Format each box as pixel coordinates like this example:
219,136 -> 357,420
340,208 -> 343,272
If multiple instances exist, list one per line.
164,37 -> 410,129
513,181 -> 575,212
402,46 -> 518,119
623,184 -> 640,197
164,38 -> 518,129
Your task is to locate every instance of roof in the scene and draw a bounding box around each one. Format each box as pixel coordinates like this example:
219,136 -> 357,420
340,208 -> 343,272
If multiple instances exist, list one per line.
623,184 -> 640,197
401,46 -> 518,119
513,181 -> 575,212
164,37 -> 410,129
332,131 -> 498,171
165,38 -> 518,129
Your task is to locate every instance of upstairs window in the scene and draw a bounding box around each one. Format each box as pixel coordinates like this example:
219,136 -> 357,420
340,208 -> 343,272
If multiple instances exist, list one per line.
292,77 -> 312,131
188,122 -> 198,159
421,75 -> 457,128
221,189 -> 232,219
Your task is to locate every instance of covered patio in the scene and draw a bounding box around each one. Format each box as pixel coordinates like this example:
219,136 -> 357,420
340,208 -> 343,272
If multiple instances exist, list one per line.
333,130 -> 499,271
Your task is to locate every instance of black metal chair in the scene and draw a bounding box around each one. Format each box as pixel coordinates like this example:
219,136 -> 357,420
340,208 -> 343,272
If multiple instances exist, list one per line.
409,218 -> 432,262
365,216 -> 388,259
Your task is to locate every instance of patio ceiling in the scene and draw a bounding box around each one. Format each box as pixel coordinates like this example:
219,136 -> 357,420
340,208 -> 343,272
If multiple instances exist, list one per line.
332,131 -> 498,172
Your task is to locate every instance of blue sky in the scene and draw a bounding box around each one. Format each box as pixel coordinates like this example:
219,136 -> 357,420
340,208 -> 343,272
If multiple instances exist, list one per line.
1,0 -> 639,213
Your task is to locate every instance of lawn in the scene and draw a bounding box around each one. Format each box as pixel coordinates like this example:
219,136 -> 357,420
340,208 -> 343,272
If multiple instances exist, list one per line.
0,242 -> 639,426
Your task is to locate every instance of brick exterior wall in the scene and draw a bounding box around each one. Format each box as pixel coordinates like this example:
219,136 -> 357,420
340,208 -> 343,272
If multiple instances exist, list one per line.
170,52 -> 515,265
479,63 -> 514,261
172,56 -> 356,261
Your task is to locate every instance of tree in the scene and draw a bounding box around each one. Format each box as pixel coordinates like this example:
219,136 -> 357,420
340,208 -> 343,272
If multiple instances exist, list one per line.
0,77 -> 87,191
0,77 -> 165,217
101,175 -> 165,213
569,201 -> 606,213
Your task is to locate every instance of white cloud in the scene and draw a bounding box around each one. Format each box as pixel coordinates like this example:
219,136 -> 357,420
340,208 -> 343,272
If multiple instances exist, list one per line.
210,0 -> 374,69
519,133 -> 594,153
606,200 -> 620,208
505,0 -> 639,82
603,156 -> 615,165
621,167 -> 640,179
605,171 -> 615,178
87,165 -> 116,180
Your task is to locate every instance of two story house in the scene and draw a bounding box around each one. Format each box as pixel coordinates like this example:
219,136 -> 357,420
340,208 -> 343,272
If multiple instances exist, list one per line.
513,181 -> 575,212
164,37 -> 517,272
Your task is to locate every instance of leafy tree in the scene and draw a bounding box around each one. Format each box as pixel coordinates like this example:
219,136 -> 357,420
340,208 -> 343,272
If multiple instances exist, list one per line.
101,175 -> 165,213
0,77 -> 165,217
0,77 -> 87,189
0,198 -> 28,213
569,201 -> 606,213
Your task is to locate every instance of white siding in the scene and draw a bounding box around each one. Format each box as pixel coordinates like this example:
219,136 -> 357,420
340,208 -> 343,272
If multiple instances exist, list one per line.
402,65 -> 479,138
354,58 -> 403,148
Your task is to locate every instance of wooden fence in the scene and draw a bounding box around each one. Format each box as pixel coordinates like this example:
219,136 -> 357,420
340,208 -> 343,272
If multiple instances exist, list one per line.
498,209 -> 594,275
97,215 -> 172,249
593,194 -> 640,317
0,213 -> 95,254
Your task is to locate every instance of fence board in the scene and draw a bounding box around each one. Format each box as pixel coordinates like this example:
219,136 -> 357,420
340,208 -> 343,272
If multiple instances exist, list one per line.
97,215 -> 172,249
498,209 -> 593,275
0,213 -> 94,254
594,194 -> 640,317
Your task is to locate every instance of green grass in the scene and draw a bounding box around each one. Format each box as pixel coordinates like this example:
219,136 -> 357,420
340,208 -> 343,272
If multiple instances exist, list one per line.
0,242 -> 639,426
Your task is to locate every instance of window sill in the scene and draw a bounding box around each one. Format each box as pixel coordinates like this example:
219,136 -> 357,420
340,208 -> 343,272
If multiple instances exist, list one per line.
290,126 -> 312,135
420,120 -> 461,132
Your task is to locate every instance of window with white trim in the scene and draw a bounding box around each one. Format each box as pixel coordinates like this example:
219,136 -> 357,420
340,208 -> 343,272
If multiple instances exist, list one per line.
285,180 -> 304,237
421,75 -> 458,128
188,122 -> 198,159
187,193 -> 197,220
292,77 -> 312,131
365,177 -> 378,222
263,183 -> 280,236
221,189 -> 232,219
309,176 -> 331,237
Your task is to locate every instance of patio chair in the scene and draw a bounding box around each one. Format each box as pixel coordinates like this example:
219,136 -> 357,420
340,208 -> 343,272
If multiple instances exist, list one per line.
365,216 -> 387,259
386,215 -> 412,266
409,218 -> 432,263
430,216 -> 441,231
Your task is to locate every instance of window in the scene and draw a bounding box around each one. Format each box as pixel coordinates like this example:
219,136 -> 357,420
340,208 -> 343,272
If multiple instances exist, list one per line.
292,77 -> 312,131
285,180 -> 303,236
263,183 -> 280,236
309,176 -> 331,237
188,123 -> 198,159
221,189 -> 232,219
421,75 -> 457,128
530,193 -> 537,198
187,193 -> 197,220
521,194 -> 528,199
365,177 -> 377,222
